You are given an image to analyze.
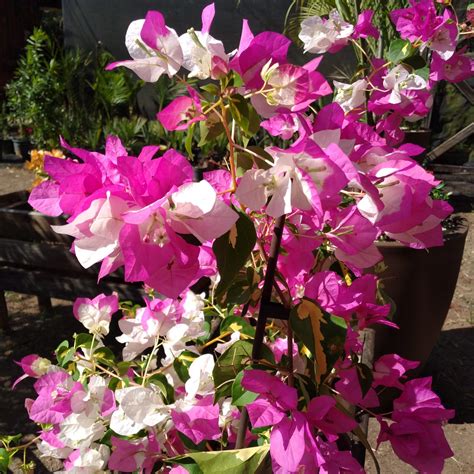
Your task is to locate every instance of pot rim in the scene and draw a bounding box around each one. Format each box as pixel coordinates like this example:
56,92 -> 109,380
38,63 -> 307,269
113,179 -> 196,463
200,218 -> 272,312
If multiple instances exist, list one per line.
376,219 -> 469,248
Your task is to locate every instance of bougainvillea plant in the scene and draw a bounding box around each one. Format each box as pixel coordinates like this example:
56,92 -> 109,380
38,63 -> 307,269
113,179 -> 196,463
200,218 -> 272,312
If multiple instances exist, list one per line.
6,1 -> 472,473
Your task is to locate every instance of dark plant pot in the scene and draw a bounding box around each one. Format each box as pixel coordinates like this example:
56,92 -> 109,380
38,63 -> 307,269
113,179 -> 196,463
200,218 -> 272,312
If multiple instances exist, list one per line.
12,137 -> 31,161
373,221 -> 469,374
2,138 -> 14,156
402,129 -> 432,162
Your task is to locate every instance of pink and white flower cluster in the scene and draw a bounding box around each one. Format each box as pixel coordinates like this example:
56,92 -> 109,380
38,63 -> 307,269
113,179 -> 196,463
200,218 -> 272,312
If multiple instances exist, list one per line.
14,1 -> 472,473
29,136 -> 237,298
298,2 -> 473,142
14,292 -> 453,473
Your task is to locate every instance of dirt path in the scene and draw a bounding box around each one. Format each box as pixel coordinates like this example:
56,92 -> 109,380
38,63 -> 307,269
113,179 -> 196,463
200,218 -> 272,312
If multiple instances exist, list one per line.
0,161 -> 34,195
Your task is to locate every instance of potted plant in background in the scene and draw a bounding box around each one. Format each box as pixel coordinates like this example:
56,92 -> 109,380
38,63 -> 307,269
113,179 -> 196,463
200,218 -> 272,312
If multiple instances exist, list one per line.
8,127 -> 31,161
2,2 -> 472,473
3,63 -> 31,161
2,12 -> 232,169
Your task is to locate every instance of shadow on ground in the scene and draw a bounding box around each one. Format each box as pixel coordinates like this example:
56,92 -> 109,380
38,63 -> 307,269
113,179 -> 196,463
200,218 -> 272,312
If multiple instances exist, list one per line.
423,326 -> 474,424
0,295 -> 80,435
0,293 -> 126,437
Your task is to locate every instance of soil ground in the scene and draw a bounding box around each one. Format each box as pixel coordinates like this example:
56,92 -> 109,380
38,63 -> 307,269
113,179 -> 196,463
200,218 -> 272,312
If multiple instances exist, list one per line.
0,161 -> 473,472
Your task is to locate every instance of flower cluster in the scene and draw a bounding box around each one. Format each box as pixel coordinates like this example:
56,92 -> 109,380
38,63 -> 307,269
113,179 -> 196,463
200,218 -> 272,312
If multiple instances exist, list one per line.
29,136 -> 237,297
298,3 -> 472,142
12,1 -> 472,473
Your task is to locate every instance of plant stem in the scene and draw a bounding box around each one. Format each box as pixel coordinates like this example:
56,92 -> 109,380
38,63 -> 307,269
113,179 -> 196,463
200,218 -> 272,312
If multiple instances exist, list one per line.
201,330 -> 234,349
142,337 -> 160,384
236,215 -> 287,449
287,323 -> 295,387
219,102 -> 237,192
6,436 -> 41,452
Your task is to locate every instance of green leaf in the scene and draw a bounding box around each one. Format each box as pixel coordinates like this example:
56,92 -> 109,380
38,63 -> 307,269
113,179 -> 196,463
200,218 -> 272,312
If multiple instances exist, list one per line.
294,373 -> 317,405
387,39 -> 415,64
290,299 -> 328,383
213,340 -> 253,400
55,339 -> 69,356
171,458 -> 203,474
227,72 -> 244,88
0,448 -> 10,474
94,347 -> 116,367
200,83 -> 220,95
178,433 -> 208,453
116,361 -> 132,376
0,434 -> 22,446
213,211 -> 257,295
335,0 -> 354,22
329,315 -> 347,329
235,152 -> 254,177
55,340 -> 75,367
74,333 -> 94,349
220,315 -> 255,337
173,351 -> 199,383
225,278 -> 253,306
414,66 -> 429,81
224,266 -> 260,306
198,112 -> 225,146
178,232 -> 202,246
231,370 -> 259,406
168,446 -> 270,474
322,315 -> 347,370
148,374 -> 175,404
185,122 -> 195,158
228,94 -> 260,137
289,301 -> 315,356
377,287 -> 397,321
402,54 -> 427,71
195,317 -> 212,345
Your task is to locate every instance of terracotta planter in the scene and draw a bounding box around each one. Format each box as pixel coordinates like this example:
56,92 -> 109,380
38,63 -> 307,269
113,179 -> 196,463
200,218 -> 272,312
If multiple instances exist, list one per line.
373,220 -> 468,373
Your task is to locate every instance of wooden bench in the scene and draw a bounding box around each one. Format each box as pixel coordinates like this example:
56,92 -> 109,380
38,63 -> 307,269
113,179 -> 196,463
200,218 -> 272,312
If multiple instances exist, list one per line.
0,191 -> 144,330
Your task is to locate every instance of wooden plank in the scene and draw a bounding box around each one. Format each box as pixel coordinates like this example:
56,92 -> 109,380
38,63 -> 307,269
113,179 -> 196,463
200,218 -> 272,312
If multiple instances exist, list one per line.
0,267 -> 144,302
0,191 -> 29,208
454,81 -> 474,105
0,238 -> 96,275
0,208 -> 70,243
443,182 -> 474,199
0,238 -> 130,280
429,164 -> 474,175
434,174 -> 474,185
0,191 -> 70,243
426,122 -> 474,161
